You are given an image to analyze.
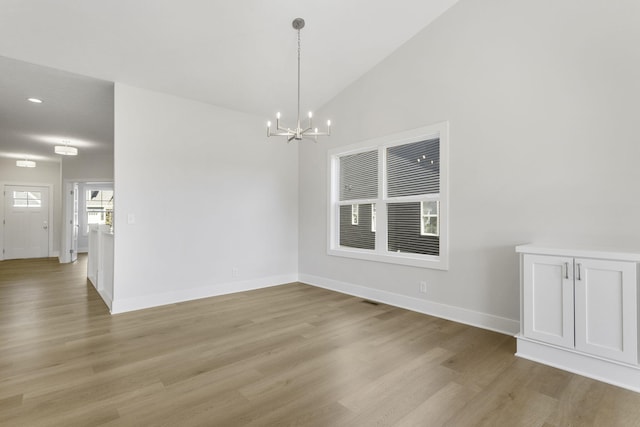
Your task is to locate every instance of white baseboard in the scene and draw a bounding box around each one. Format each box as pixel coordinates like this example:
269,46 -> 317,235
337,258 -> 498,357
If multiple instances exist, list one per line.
516,335 -> 640,393
109,272 -> 519,336
97,289 -> 113,312
110,274 -> 298,314
299,274 -> 519,336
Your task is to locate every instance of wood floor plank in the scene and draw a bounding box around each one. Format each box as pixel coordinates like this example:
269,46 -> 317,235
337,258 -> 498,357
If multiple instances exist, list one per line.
2,255 -> 640,426
394,381 -> 480,426
338,354 -> 457,426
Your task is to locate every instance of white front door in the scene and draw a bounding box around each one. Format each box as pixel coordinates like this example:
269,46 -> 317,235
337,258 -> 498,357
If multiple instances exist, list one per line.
3,185 -> 49,259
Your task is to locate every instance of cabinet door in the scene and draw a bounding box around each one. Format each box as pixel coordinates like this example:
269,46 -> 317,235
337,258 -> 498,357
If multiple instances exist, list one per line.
523,254 -> 575,348
574,258 -> 638,364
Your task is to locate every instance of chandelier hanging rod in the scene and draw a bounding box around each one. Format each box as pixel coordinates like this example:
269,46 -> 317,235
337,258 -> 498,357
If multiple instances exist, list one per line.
267,18 -> 331,143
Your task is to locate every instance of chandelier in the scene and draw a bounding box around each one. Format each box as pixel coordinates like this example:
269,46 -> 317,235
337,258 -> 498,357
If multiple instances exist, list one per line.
267,18 -> 331,142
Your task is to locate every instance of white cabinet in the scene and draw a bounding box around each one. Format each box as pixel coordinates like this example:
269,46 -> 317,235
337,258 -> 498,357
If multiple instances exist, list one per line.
575,258 -> 637,364
523,253 -> 637,364
523,254 -> 575,348
516,245 -> 640,392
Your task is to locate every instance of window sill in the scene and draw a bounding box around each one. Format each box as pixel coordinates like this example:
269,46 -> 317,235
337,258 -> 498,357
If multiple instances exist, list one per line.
327,247 -> 449,270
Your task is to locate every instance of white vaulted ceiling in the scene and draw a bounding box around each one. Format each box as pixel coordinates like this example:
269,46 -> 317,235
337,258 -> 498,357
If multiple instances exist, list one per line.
0,0 -> 460,161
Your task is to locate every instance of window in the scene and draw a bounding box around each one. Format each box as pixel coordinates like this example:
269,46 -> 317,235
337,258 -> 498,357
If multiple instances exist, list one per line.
328,122 -> 448,269
86,190 -> 114,231
13,191 -> 41,208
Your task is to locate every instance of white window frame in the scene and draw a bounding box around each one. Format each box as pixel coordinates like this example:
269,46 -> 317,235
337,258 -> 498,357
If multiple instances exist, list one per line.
327,122 -> 449,270
371,204 -> 376,233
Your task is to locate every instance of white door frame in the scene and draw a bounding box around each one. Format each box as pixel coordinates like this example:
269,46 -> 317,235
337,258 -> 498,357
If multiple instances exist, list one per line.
61,181 -> 79,263
1,181 -> 54,261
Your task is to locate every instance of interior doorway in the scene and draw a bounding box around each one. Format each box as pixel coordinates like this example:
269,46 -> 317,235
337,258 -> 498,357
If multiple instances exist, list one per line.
3,185 -> 50,259
62,180 -> 113,263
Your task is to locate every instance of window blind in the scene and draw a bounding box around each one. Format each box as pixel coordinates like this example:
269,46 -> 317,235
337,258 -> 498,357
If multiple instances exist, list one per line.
339,150 -> 378,201
386,138 -> 439,197
340,204 -> 375,250
387,202 -> 439,255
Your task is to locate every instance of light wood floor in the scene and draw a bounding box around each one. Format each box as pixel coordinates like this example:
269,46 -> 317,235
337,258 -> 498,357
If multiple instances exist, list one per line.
2,257 -> 640,426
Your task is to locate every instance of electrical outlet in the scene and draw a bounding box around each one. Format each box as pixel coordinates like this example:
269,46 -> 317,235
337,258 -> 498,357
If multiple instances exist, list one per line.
232,268 -> 239,277
419,281 -> 427,294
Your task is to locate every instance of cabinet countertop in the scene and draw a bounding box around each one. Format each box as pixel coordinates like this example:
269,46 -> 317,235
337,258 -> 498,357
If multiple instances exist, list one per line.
516,244 -> 640,262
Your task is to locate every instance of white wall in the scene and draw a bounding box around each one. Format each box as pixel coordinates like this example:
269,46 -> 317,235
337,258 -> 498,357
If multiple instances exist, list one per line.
112,83 -> 299,313
62,153 -> 113,181
298,0 -> 640,334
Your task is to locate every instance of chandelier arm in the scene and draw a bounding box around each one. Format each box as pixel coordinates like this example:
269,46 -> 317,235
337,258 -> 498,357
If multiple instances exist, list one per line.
272,130 -> 295,136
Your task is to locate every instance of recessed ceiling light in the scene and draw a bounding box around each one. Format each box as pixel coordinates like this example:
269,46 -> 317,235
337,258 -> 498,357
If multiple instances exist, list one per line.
27,97 -> 43,104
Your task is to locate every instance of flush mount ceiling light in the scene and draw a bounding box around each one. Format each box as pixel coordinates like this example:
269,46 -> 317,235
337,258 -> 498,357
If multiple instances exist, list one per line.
16,159 -> 36,168
54,140 -> 78,156
27,97 -> 43,104
266,18 -> 331,142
